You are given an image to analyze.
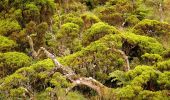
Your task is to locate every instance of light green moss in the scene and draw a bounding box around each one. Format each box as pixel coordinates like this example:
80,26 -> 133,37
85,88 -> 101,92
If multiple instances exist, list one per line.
133,19 -> 170,36
0,52 -> 31,77
0,35 -> 17,51
0,19 -> 21,36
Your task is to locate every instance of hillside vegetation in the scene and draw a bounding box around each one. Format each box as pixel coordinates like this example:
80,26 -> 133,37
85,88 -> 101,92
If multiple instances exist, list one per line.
0,0 -> 170,99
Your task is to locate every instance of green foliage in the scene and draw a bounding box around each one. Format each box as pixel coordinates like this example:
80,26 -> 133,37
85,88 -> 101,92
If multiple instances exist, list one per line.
162,48 -> 170,58
93,0 -> 149,26
134,2 -> 151,20
126,65 -> 154,80
83,0 -> 108,9
0,35 -> 17,52
0,0 -> 55,25
50,72 -> 71,88
93,6 -> 124,26
83,22 -> 119,46
66,91 -> 87,100
0,59 -> 53,96
141,53 -> 162,65
35,22 -> 48,49
57,23 -> 80,39
56,22 -> 81,56
25,21 -> 37,35
0,73 -> 28,91
63,13 -> 84,27
59,36 -> 125,83
0,0 -> 56,52
133,19 -> 170,37
121,33 -> 164,54
0,0 -> 170,99
157,71 -> 170,89
25,21 -> 49,50
105,0 -> 133,14
81,12 -> 101,29
0,52 -> 31,77
124,15 -> 140,27
0,19 -> 21,36
24,3 -> 40,22
31,59 -> 54,71
56,0 -> 87,14
10,87 -> 27,98
58,32 -> 164,84
111,65 -> 169,99
130,69 -> 158,87
109,70 -> 127,86
137,90 -> 169,100
35,88 -> 65,100
114,85 -> 142,99
156,59 -> 170,71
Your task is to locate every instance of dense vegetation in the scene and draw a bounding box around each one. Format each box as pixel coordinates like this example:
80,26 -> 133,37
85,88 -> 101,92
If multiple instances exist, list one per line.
0,0 -> 170,99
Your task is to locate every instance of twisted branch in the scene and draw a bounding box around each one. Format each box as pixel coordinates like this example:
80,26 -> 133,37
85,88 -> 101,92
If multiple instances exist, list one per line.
27,35 -> 110,97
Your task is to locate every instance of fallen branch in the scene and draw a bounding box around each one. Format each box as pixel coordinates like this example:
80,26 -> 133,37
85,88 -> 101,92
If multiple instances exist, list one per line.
27,35 -> 110,97
40,47 -> 108,96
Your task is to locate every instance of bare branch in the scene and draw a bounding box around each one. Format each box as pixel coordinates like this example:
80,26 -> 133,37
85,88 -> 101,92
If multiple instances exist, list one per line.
40,47 -> 109,96
112,48 -> 130,72
27,35 -> 111,97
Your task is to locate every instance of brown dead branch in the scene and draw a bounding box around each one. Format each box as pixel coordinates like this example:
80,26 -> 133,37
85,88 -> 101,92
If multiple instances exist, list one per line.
27,35 -> 110,97
40,46 -> 108,96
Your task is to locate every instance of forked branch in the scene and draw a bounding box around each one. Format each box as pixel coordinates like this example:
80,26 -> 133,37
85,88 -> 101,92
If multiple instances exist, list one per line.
27,35 -> 110,97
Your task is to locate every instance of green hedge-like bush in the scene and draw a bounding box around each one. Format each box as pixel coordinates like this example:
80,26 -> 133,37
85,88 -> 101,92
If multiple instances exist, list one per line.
0,52 -> 31,77
82,22 -> 119,46
156,59 -> 170,71
0,35 -> 17,52
141,53 -> 162,65
0,19 -> 21,36
133,19 -> 170,37
81,12 -> 101,29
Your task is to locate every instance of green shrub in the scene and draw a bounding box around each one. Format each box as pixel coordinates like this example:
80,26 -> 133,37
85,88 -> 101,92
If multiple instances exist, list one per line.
124,15 -> 140,27
0,19 -> 21,36
156,59 -> 170,71
109,70 -> 127,87
157,71 -> 170,90
10,87 -> 27,98
133,19 -> 170,37
141,53 -> 162,65
81,12 -> 101,29
0,0 -> 55,25
0,58 -> 75,98
59,35 -> 124,83
0,35 -> 17,52
0,52 -> 31,77
162,48 -> 170,58
64,14 -> 84,27
137,90 -> 169,100
56,23 -> 81,56
82,22 -> 119,46
120,32 -> 164,60
66,91 -> 87,100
